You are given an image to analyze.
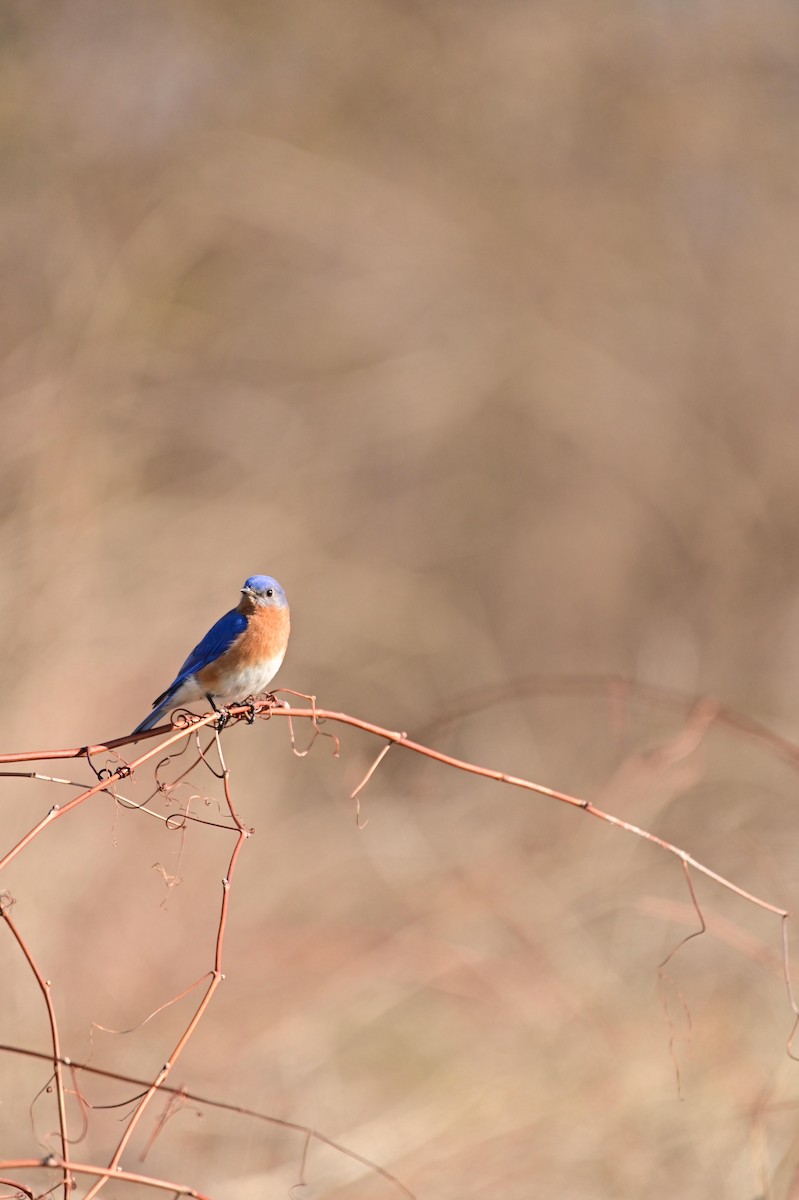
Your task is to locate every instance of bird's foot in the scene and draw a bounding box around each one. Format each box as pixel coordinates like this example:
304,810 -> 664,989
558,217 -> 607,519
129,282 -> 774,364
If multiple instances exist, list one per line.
213,707 -> 232,731
237,692 -> 283,723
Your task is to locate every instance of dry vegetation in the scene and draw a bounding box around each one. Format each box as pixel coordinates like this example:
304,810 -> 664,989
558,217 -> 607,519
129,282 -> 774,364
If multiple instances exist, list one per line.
3,2 -> 799,1197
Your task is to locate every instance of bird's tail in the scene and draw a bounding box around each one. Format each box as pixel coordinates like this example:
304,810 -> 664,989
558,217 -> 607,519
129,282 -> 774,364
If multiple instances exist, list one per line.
131,692 -> 176,737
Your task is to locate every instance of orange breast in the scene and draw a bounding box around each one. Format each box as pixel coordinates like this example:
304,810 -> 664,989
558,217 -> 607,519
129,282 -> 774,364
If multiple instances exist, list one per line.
196,605 -> 290,695
224,605 -> 290,672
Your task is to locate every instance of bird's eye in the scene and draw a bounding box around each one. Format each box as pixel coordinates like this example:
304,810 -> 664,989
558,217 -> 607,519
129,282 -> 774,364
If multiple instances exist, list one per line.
266,588 -> 274,597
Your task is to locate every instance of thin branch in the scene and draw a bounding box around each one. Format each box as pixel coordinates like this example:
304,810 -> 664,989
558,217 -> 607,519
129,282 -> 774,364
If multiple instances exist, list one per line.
0,702 -> 790,918
0,1158 -> 214,1198
0,1046 -> 415,1199
0,902 -> 71,1198
79,826 -> 248,1200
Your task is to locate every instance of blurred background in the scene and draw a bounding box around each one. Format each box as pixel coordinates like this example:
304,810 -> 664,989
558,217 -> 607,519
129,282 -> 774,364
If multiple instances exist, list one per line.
3,1 -> 799,1196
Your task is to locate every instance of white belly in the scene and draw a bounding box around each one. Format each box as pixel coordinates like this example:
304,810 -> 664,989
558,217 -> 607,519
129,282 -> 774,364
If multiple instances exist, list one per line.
211,651 -> 287,700
170,649 -> 287,705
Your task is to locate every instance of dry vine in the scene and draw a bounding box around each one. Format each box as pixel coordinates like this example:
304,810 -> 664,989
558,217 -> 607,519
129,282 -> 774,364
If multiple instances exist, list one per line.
1,681 -> 797,1198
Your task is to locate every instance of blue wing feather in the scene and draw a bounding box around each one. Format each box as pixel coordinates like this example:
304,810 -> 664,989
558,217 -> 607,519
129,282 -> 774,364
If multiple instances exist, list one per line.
147,608 -> 246,708
171,608 -> 247,688
131,607 -> 247,735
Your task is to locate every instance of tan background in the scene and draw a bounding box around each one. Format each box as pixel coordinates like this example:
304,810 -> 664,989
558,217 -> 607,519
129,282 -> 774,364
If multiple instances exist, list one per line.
3,2 -> 799,1197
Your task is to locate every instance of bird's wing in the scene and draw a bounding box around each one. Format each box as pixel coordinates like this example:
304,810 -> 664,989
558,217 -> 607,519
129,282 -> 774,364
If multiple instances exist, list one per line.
152,608 -> 247,704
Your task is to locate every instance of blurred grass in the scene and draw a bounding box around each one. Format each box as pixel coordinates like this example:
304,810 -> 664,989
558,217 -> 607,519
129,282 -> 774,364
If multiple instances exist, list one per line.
4,1 -> 799,1196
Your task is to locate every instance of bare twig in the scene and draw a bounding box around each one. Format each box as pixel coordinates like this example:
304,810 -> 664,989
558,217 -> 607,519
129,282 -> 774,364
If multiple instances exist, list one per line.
0,901 -> 71,1198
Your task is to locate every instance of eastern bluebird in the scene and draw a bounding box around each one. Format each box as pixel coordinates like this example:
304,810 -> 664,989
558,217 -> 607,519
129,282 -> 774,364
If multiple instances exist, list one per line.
131,575 -> 290,735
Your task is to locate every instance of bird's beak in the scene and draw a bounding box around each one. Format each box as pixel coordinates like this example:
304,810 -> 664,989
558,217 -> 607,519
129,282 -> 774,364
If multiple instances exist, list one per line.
241,586 -> 254,597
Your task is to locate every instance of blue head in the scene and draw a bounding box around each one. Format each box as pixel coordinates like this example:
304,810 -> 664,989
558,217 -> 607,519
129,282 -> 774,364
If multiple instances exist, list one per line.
240,575 -> 288,609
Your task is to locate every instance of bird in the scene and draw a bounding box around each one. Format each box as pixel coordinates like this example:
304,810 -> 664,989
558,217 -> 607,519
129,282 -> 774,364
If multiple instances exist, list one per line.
131,575 -> 290,735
